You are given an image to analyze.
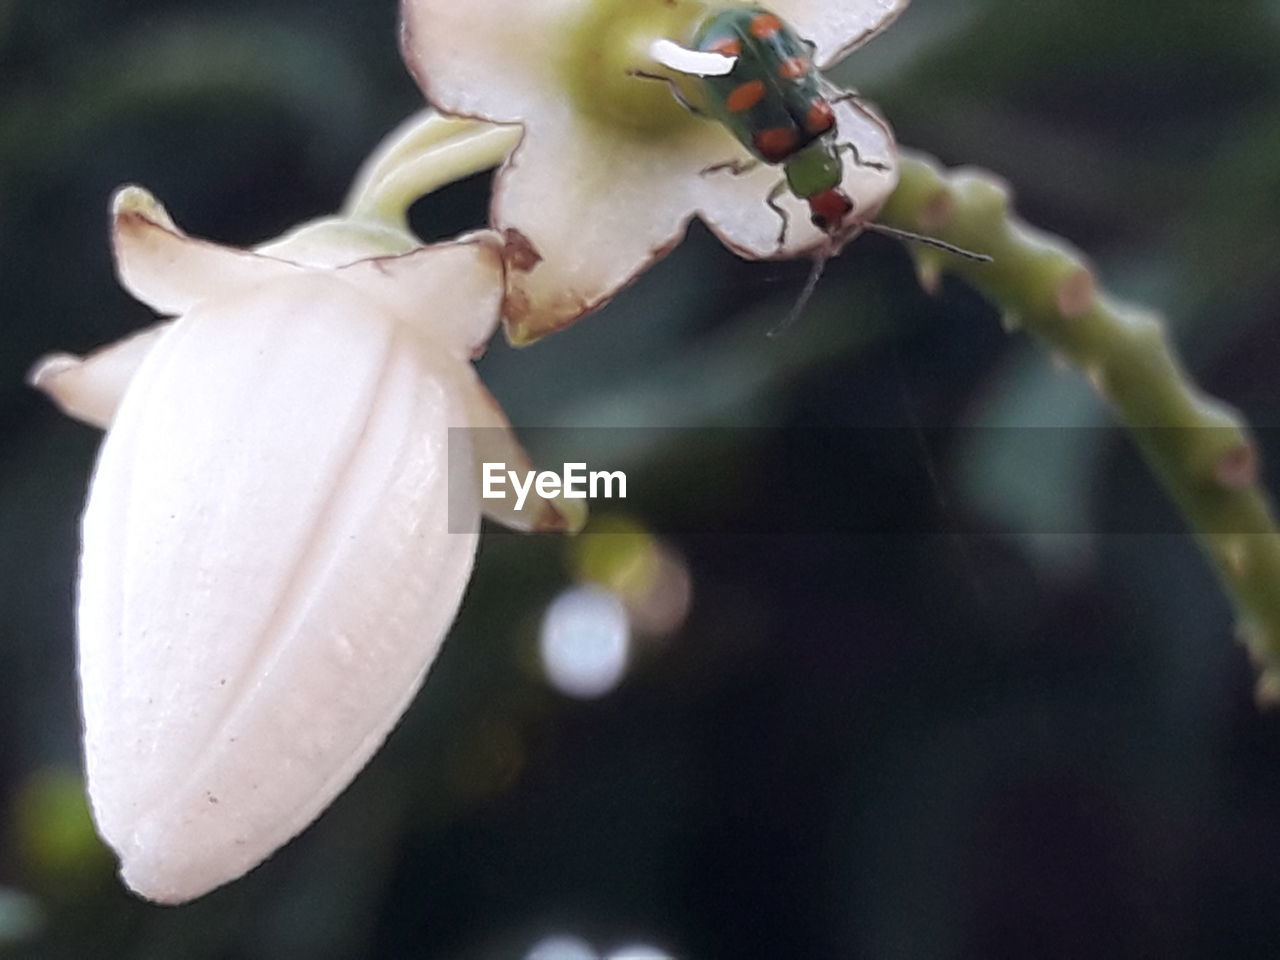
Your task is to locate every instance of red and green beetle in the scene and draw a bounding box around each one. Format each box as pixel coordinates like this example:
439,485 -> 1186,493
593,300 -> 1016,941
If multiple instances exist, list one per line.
642,5 -> 989,257
690,5 -> 879,243
639,4 -> 988,330
638,5 -> 885,244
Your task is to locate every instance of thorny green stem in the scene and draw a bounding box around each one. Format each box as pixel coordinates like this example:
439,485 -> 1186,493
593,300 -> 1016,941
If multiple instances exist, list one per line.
345,114 -> 1280,701
879,150 -> 1280,703
343,110 -> 521,229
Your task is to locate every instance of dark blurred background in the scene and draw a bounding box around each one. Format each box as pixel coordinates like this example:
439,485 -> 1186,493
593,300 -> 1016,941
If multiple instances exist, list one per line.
4,1 -> 1280,957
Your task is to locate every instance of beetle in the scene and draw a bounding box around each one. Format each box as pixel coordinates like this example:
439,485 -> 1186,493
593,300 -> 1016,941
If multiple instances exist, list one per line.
638,5 -> 989,331
688,6 -> 880,243
639,5 -> 887,245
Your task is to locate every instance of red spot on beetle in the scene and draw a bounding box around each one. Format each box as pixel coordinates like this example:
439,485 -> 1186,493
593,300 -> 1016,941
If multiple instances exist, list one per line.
753,126 -> 799,162
805,99 -> 835,135
778,56 -> 809,79
706,36 -> 741,57
808,188 -> 853,233
750,13 -> 782,38
727,80 -> 766,112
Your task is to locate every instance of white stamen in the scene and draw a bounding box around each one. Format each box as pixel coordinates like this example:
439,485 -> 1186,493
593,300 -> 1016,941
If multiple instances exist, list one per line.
648,38 -> 736,77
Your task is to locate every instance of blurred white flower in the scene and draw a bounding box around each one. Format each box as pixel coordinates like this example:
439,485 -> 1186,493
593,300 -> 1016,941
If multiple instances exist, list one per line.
30,187 -> 582,903
401,0 -> 906,343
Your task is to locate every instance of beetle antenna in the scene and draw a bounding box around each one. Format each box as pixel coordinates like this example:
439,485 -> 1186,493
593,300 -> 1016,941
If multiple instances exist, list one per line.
768,249 -> 830,338
863,222 -> 993,262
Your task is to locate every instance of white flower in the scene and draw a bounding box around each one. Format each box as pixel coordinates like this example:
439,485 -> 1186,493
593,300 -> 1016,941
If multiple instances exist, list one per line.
29,187 -> 581,903
401,0 -> 907,343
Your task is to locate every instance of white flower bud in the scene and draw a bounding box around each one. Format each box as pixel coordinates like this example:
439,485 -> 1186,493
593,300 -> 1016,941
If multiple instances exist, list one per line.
30,187 -> 581,902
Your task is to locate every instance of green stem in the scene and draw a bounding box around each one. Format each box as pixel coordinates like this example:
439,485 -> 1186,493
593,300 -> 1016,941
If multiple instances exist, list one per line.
340,113 -> 1280,697
879,149 -> 1280,702
343,110 -> 522,228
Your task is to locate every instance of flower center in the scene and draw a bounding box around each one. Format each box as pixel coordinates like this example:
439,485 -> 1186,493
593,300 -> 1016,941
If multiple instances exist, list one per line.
563,0 -> 710,136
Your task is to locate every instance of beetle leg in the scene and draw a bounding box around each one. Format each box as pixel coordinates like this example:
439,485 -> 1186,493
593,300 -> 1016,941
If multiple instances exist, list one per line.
820,81 -> 891,173
700,157 -> 761,177
835,140 -> 891,173
765,180 -> 791,248
628,70 -> 709,117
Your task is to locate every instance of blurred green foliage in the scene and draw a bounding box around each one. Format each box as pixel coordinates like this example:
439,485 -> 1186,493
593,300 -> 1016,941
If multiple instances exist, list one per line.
3,1 -> 1280,958
11,766 -> 112,895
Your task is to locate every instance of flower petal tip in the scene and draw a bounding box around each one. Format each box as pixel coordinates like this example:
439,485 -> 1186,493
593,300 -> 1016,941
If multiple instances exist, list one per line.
502,319 -> 541,349
26,351 -> 118,429
501,296 -> 587,348
114,835 -> 240,906
27,352 -> 80,393
111,185 -> 176,230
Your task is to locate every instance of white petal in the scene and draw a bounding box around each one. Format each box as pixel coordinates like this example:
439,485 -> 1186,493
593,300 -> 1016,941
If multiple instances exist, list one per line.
459,370 -> 587,532
494,102 -> 895,342
776,0 -> 911,67
112,186 -> 303,316
337,232 -> 504,357
493,114 -> 715,344
400,0 -> 581,122
79,273 -> 481,902
28,323 -> 172,429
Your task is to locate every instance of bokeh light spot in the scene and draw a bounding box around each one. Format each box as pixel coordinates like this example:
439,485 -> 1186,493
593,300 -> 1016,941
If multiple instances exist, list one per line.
525,933 -> 600,960
539,585 -> 631,699
12,767 -> 111,890
571,514 -> 659,596
622,544 -> 692,638
606,945 -> 675,960
0,888 -> 44,946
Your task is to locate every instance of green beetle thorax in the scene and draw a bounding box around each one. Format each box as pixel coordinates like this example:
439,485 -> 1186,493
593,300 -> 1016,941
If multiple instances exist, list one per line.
783,140 -> 843,199
561,0 -> 712,137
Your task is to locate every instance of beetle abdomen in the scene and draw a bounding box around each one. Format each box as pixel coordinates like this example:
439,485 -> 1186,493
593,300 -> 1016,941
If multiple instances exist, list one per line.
693,6 -> 833,164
